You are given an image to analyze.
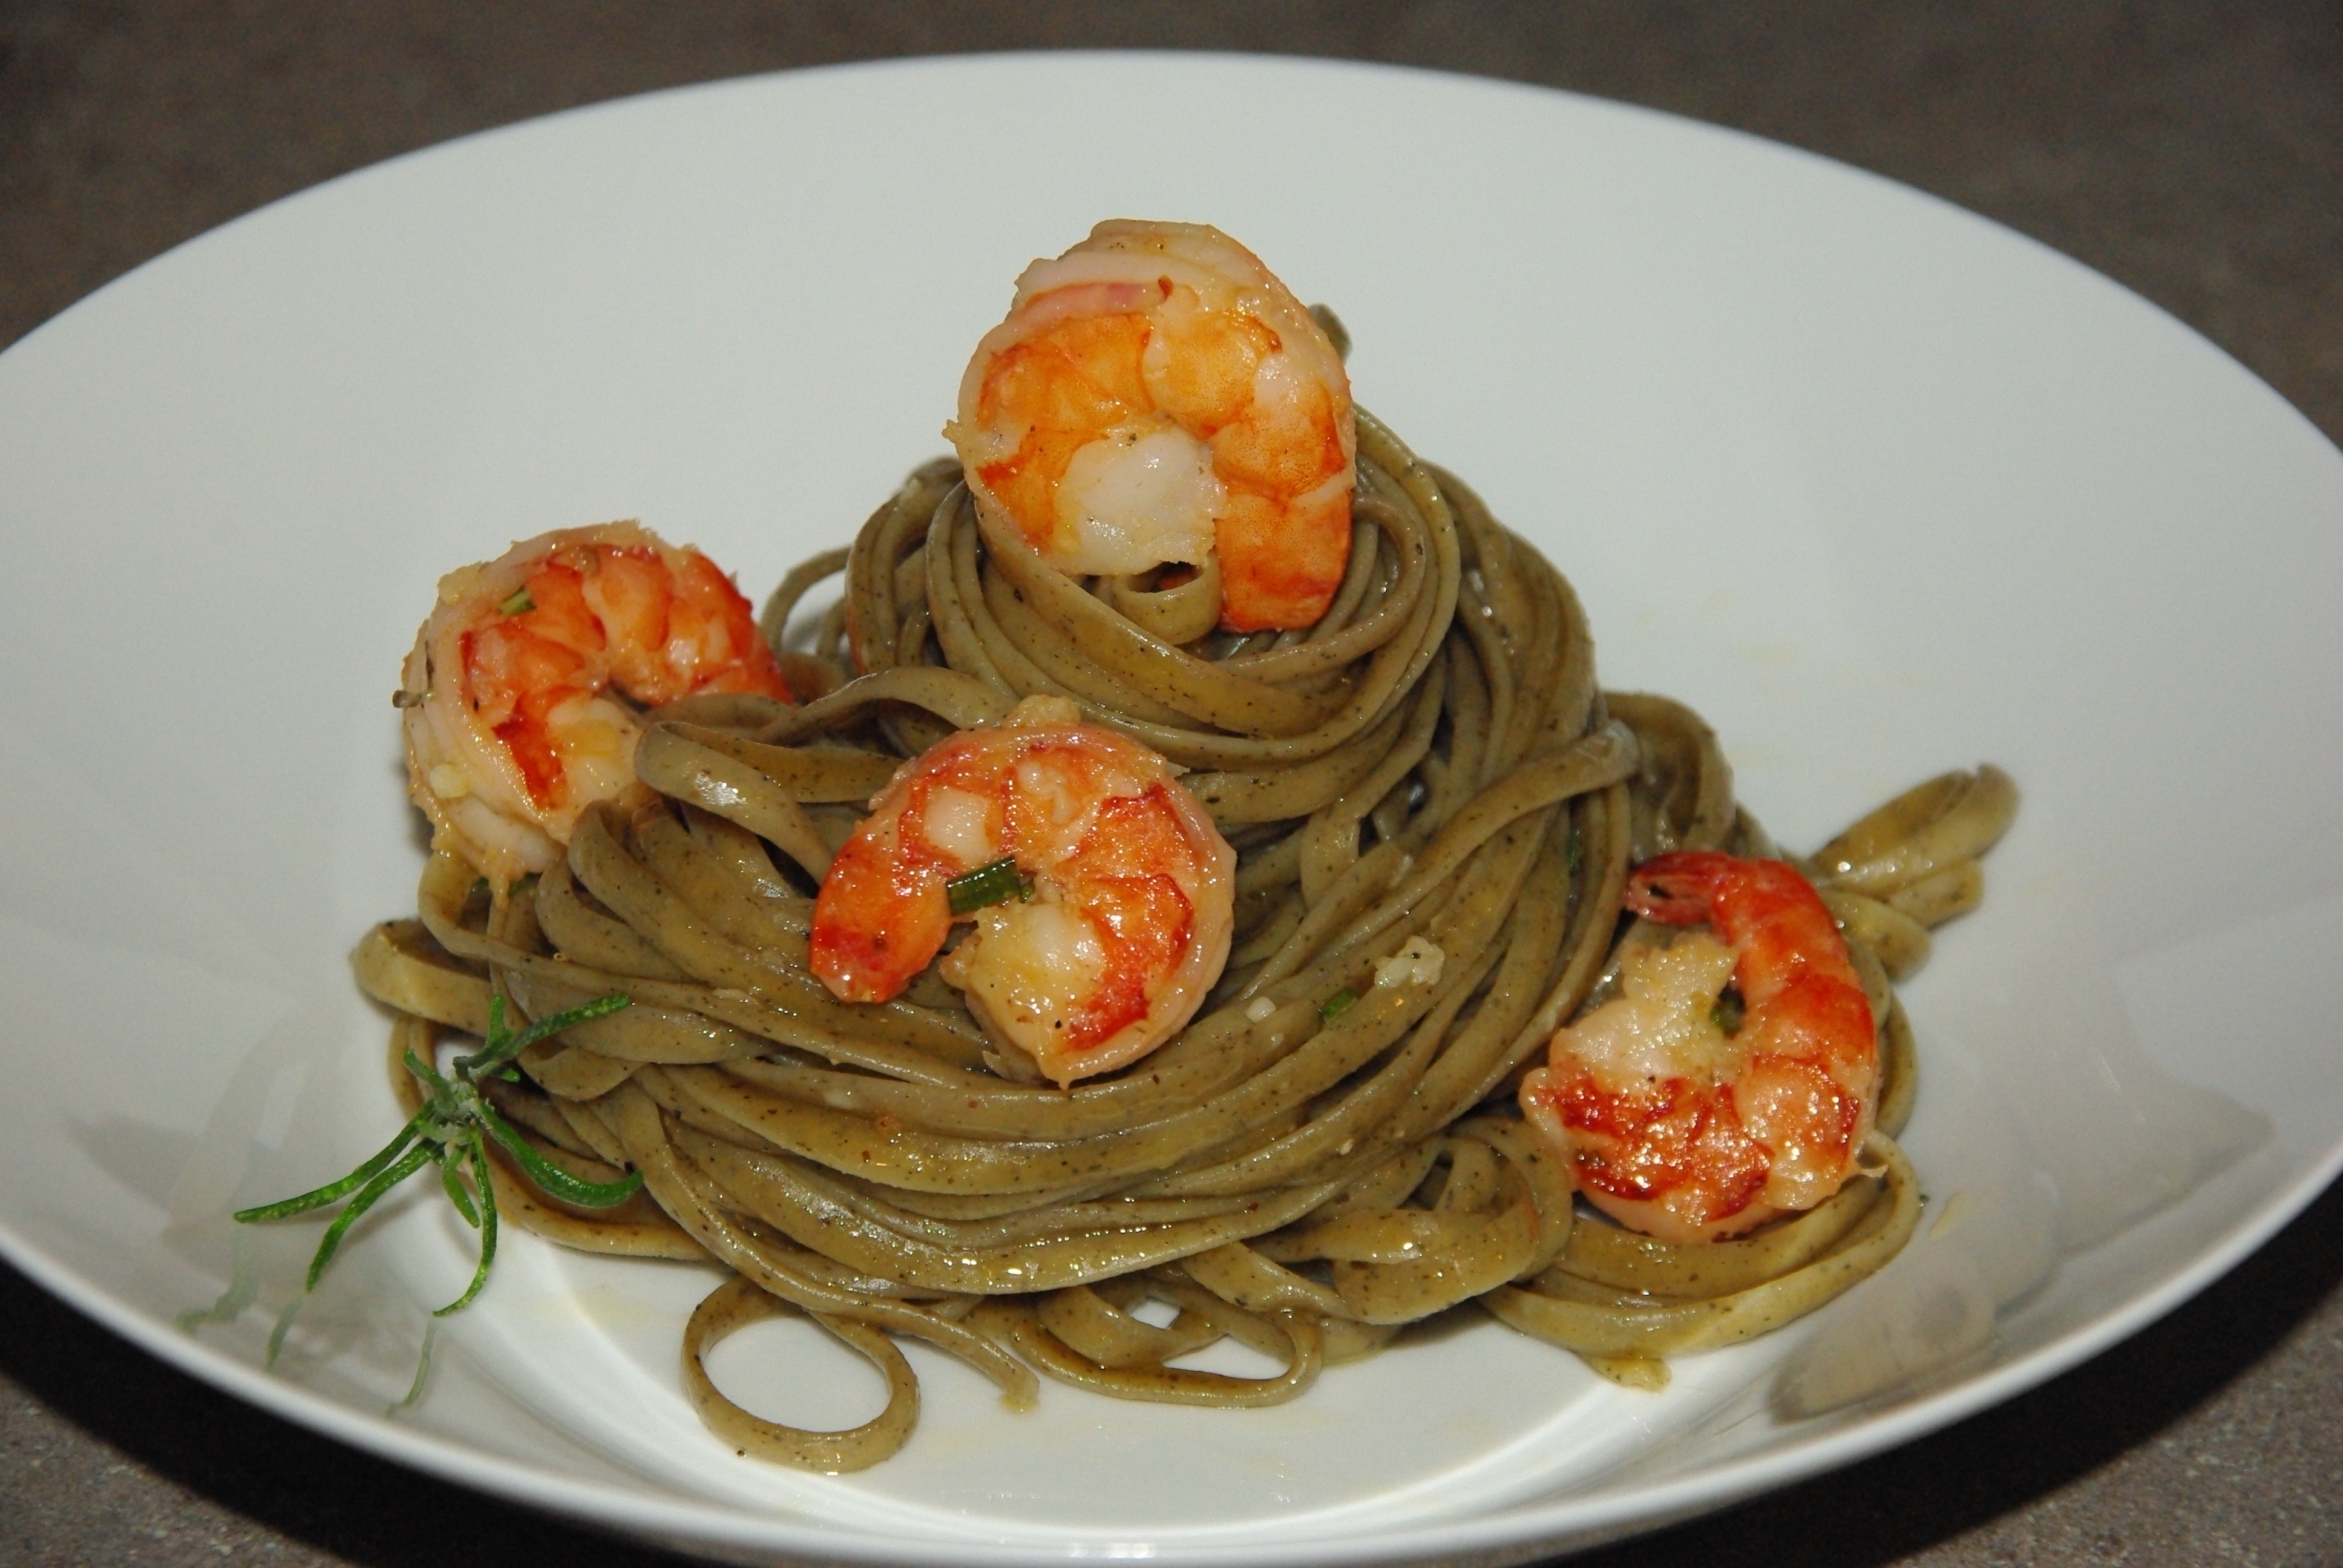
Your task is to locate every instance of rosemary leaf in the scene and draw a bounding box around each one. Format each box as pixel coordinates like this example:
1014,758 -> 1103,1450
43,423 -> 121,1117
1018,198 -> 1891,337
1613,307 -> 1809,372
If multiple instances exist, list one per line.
462,992 -> 632,1076
438,1147 -> 480,1229
232,1113 -> 427,1224
479,1104 -> 646,1208
434,1136 -> 500,1318
305,1142 -> 434,1291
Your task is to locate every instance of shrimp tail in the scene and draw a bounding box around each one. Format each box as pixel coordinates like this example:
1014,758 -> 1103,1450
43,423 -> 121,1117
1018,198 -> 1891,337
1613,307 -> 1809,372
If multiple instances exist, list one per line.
1624,851 -> 1733,926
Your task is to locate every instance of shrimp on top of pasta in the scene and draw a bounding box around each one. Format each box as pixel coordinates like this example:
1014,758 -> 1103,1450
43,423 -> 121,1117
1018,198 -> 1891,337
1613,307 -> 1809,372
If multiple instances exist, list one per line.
259,216 -> 2024,1477
810,694 -> 1236,1086
945,219 -> 1356,633
1519,850 -> 1879,1244
399,521 -> 791,888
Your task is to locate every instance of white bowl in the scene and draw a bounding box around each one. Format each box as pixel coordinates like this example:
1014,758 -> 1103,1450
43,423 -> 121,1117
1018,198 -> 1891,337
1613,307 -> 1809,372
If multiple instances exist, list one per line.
2,52 -> 2339,1567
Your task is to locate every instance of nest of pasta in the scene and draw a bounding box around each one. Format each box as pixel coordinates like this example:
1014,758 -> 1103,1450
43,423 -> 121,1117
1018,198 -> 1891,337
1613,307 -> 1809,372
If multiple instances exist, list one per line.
352,405 -> 2014,1471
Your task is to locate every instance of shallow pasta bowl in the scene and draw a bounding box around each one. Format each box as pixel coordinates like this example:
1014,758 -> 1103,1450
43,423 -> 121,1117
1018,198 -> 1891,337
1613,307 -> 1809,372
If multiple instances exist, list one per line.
2,50 -> 2341,1568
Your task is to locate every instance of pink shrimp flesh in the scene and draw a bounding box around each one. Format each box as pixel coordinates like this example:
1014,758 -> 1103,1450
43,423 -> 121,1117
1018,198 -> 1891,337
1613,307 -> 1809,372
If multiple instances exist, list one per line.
943,220 -> 1356,633
401,521 -> 791,888
1518,851 -> 1879,1243
808,695 -> 1236,1085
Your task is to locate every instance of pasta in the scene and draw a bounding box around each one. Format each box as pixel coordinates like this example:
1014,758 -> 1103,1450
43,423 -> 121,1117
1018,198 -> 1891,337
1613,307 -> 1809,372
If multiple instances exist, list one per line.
332,223 -> 2017,1470
349,407 -> 2015,1467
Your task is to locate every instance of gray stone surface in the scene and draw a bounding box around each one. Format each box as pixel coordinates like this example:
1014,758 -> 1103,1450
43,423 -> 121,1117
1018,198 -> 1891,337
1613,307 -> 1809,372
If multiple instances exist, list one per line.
2,4 -> 2338,1563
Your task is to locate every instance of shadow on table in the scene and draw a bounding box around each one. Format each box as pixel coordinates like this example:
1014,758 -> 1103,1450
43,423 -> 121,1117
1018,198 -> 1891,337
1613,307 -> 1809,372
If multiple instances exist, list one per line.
2,1172 -> 2340,1568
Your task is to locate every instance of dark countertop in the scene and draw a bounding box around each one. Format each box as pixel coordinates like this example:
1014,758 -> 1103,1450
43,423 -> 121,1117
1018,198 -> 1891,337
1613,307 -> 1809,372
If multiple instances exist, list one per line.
2,5 -> 2338,1564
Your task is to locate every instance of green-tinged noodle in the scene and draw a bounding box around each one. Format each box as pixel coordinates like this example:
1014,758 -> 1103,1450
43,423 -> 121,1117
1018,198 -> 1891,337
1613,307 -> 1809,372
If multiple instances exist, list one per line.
351,400 -> 2017,1466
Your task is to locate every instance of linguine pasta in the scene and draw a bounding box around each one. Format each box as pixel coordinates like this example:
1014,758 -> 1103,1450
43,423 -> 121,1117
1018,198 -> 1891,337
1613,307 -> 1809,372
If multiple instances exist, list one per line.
349,393 -> 2015,1471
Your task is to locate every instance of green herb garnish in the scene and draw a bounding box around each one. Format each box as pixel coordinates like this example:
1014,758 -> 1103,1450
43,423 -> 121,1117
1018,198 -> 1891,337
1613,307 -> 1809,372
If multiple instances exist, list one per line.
234,993 -> 638,1315
945,856 -> 1033,916
1320,989 -> 1358,1024
1709,989 -> 1745,1035
497,587 -> 535,616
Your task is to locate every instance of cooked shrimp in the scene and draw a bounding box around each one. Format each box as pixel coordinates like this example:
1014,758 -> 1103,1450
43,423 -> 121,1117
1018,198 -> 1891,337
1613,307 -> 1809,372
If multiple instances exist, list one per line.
943,220 -> 1357,633
1519,852 -> 1878,1244
810,695 -> 1236,1085
401,521 -> 791,888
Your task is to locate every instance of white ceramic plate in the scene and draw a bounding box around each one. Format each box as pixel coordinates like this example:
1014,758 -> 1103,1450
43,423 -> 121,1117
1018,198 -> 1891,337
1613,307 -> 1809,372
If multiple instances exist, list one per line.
3,51 -> 2341,1567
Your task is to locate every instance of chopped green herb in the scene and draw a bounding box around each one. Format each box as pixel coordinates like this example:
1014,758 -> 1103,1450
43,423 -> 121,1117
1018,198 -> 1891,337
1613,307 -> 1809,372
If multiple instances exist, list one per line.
497,587 -> 535,616
234,991 -> 637,1315
1320,989 -> 1358,1023
1709,990 -> 1745,1035
946,857 -> 1032,916
1565,835 -> 1583,875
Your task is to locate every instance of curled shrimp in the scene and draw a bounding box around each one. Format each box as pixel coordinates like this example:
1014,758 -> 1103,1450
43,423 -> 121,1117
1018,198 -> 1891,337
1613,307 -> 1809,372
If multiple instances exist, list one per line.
401,521 -> 791,888
1519,851 -> 1878,1244
810,696 -> 1236,1085
943,220 -> 1356,633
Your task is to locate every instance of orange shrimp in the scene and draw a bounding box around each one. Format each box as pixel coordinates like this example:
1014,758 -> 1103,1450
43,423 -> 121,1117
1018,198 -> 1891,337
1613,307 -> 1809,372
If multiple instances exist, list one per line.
810,696 -> 1235,1085
1519,851 -> 1878,1244
401,521 -> 791,888
943,220 -> 1356,633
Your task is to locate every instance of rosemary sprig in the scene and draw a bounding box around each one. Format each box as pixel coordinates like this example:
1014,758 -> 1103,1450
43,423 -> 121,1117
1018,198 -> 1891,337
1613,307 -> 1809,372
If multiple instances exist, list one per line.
235,993 -> 639,1316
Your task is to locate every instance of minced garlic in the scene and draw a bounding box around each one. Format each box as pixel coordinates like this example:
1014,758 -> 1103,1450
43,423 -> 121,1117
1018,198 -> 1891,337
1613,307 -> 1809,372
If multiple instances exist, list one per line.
1373,936 -> 1445,989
